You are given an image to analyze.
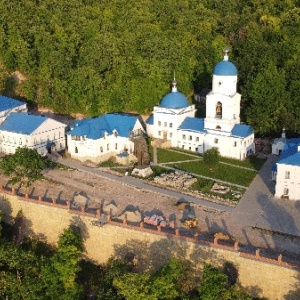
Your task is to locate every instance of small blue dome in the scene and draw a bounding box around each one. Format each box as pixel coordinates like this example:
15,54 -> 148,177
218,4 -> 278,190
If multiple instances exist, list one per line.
160,91 -> 190,109
213,61 -> 237,76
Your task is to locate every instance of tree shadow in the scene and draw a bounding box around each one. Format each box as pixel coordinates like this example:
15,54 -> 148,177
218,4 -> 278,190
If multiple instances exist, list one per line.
0,194 -> 13,224
70,215 -> 90,251
284,271 -> 300,299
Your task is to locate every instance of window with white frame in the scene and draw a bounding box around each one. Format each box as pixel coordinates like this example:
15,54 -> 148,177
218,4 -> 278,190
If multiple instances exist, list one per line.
169,132 -> 173,138
164,122 -> 167,127
196,137 -> 199,142
182,134 -> 186,140
285,171 -> 290,179
189,135 -> 192,141
234,141 -> 237,147
283,188 -> 289,195
158,131 -> 161,136
158,121 -> 161,126
169,123 -> 173,128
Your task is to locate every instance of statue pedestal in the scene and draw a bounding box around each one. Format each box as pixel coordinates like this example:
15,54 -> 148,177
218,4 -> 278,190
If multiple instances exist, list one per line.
131,166 -> 153,178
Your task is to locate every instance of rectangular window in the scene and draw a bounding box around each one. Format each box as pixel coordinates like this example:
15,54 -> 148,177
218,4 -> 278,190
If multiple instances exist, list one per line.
100,147 -> 103,153
169,123 -> 173,128
169,132 -> 173,138
115,143 -> 118,150
196,137 -> 199,142
107,144 -> 109,151
234,141 -> 237,147
158,121 -> 161,126
189,147 -> 191,150
19,139 -> 22,145
214,138 -> 218,144
158,131 -> 161,136
189,135 -> 192,141
182,135 -> 186,140
285,171 -> 290,179
283,188 -> 289,195
182,145 -> 185,149
164,122 -> 167,127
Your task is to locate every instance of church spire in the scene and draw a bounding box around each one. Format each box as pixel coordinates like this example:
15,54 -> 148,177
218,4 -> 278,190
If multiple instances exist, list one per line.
172,72 -> 177,92
223,46 -> 230,61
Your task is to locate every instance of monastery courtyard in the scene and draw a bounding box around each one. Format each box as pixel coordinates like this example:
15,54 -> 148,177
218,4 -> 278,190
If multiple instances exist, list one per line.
1,153 -> 300,264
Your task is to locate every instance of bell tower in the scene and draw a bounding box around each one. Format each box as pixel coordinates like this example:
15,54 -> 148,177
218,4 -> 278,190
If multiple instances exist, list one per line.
204,48 -> 241,134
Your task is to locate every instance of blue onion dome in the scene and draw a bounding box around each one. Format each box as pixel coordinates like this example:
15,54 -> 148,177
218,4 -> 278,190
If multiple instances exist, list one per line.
213,47 -> 237,76
160,79 -> 190,109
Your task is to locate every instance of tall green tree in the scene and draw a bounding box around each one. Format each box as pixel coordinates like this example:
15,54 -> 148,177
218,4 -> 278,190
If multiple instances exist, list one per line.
0,147 -> 46,187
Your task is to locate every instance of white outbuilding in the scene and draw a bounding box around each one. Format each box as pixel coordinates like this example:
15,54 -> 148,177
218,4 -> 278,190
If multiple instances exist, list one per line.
273,138 -> 300,200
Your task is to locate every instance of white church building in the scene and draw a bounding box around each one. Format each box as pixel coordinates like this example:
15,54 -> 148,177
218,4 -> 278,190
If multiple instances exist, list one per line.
146,50 -> 255,160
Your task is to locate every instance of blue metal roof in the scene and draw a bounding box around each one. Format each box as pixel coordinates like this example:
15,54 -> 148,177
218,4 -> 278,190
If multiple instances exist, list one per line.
231,124 -> 253,138
213,60 -> 237,76
146,114 -> 154,125
277,152 -> 300,166
0,113 -> 47,134
160,91 -> 190,109
178,117 -> 206,133
67,113 -> 139,140
0,95 -> 25,112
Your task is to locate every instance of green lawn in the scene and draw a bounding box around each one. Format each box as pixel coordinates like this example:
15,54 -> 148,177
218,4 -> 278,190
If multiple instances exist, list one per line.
171,161 -> 256,186
219,156 -> 266,171
156,148 -> 201,164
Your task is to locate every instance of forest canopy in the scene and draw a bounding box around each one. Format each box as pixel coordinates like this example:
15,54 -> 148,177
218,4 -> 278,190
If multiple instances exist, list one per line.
0,0 -> 299,135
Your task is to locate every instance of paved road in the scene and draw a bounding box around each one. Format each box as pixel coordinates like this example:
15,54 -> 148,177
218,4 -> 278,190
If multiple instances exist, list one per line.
231,154 -> 300,236
57,158 -> 233,213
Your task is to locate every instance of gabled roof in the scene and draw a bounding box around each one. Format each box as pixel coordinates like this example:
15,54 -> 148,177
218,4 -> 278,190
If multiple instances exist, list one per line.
0,113 -> 47,134
0,95 -> 25,112
146,114 -> 154,125
231,124 -> 253,138
67,113 -> 139,140
178,117 -> 206,133
277,152 -> 300,167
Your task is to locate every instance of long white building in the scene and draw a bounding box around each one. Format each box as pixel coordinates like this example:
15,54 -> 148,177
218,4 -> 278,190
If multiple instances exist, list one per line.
0,112 -> 67,155
0,95 -> 27,124
66,113 -> 145,163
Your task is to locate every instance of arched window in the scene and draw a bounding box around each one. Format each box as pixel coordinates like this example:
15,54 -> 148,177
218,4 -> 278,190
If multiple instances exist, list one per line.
216,101 -> 222,118
216,125 -> 221,130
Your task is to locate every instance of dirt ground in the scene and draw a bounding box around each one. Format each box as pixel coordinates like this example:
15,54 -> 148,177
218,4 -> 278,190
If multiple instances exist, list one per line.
0,166 -> 228,238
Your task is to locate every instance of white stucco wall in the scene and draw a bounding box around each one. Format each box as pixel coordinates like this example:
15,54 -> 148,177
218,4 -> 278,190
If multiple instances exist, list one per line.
275,163 -> 300,200
0,118 -> 66,156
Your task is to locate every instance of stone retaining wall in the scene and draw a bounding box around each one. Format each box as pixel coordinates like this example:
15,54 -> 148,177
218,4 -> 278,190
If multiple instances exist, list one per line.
0,186 -> 299,300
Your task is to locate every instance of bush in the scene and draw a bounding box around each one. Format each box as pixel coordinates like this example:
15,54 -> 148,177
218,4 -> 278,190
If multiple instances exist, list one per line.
203,147 -> 220,166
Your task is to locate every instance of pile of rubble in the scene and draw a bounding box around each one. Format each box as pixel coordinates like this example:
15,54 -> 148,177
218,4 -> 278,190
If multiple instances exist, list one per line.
210,182 -> 230,194
153,171 -> 197,190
